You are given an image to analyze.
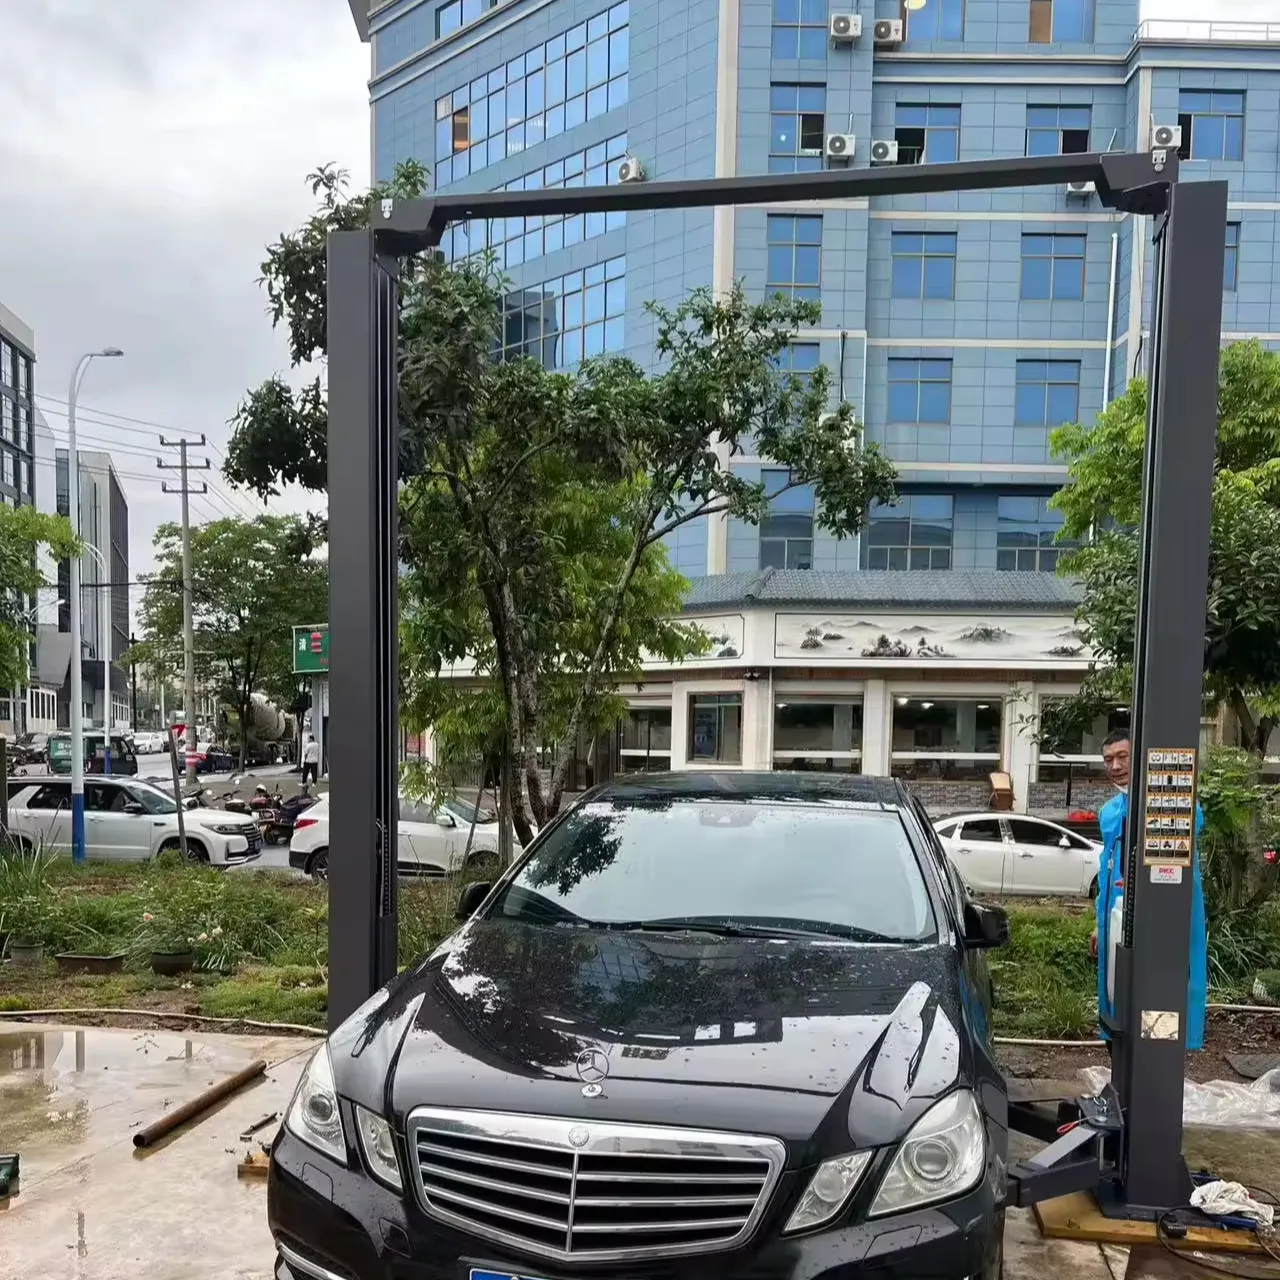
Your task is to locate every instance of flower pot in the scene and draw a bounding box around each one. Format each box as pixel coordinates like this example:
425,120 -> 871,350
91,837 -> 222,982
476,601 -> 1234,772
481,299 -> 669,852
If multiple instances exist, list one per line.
9,940 -> 45,967
150,950 -> 196,976
56,952 -> 128,976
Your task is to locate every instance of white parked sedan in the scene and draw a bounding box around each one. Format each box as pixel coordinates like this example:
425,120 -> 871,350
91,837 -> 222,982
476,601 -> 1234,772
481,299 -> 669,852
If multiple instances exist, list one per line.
5,776 -> 263,866
288,794 -> 518,883
932,812 -> 1102,897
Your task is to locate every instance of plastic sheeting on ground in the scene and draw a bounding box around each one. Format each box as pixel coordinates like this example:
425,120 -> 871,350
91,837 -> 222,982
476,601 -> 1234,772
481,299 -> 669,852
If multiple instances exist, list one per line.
1080,1066 -> 1280,1128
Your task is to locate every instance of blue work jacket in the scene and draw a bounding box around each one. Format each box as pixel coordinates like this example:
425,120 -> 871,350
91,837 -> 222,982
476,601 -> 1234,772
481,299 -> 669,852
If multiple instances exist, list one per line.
1095,790 -> 1208,1051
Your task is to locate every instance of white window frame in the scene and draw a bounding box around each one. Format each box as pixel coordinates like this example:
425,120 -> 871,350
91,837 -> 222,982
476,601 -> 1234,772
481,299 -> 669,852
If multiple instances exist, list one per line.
619,696 -> 674,772
771,693 -> 864,770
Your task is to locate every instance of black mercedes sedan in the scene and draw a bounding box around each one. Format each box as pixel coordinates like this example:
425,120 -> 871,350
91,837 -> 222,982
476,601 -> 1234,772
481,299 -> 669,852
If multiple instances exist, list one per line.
269,772 -> 1011,1280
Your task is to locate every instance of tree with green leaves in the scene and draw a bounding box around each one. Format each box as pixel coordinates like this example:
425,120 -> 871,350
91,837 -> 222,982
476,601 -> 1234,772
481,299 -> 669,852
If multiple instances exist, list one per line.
133,515 -> 327,769
223,165 -> 897,843
0,505 -> 79,695
1049,340 -> 1280,756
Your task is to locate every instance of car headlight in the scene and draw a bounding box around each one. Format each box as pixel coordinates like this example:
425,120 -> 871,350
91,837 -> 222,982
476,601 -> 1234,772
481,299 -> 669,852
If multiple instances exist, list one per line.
869,1089 -> 986,1217
205,822 -> 250,836
285,1045 -> 346,1163
784,1151 -> 874,1234
355,1105 -> 402,1192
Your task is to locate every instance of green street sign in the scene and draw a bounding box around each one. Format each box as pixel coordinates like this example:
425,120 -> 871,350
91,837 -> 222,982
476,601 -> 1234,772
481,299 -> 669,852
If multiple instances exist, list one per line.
293,624 -> 329,674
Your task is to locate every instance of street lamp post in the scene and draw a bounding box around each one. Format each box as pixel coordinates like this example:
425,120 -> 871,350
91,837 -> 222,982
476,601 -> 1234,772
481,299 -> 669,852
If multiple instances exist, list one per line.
82,543 -> 113,774
68,348 -> 123,864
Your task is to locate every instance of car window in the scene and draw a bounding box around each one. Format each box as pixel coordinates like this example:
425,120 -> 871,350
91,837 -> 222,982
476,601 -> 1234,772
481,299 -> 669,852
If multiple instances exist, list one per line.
26,783 -> 71,810
127,782 -> 178,815
1007,818 -> 1067,847
490,799 -> 936,943
958,818 -> 1003,843
935,821 -> 958,839
445,798 -> 493,825
85,782 -> 120,812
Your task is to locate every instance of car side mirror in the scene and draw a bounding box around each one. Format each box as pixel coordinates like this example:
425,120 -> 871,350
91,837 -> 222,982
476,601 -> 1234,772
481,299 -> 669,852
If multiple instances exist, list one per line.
455,881 -> 491,920
963,902 -> 1010,950
123,801 -> 144,815
1058,835 -> 1071,850
437,812 -> 457,828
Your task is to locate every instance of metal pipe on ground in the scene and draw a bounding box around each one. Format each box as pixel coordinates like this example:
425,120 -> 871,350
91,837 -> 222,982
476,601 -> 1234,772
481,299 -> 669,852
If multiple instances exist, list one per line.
132,1059 -> 267,1149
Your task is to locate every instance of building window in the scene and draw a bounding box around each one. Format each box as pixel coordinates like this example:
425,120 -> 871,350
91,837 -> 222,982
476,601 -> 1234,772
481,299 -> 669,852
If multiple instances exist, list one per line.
906,0 -> 965,41
1025,105 -> 1091,156
887,358 -> 952,423
1177,90 -> 1244,162
434,1 -> 629,187
1,449 -> 13,488
776,342 -> 822,389
766,214 -> 823,301
1029,0 -> 1094,43
618,706 -> 672,772
1,399 -> 12,443
17,356 -> 29,398
996,495 -> 1076,571
443,133 -> 629,267
0,340 -> 10,387
759,469 -> 815,570
499,256 -> 626,368
771,0 -> 829,59
865,494 -> 953,570
436,0 -> 498,38
1020,233 -> 1085,301
689,693 -> 743,764
1015,361 -> 1081,427
891,696 -> 1002,780
770,84 -> 826,173
1224,222 -> 1241,292
773,698 -> 863,772
1037,700 -> 1129,781
894,103 -> 961,165
891,232 -> 957,300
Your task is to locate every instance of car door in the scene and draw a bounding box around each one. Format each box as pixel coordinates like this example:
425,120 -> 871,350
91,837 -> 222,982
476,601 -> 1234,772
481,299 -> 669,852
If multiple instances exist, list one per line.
84,781 -> 148,862
946,817 -> 1010,894
397,799 -> 452,876
20,782 -> 74,856
1004,817 -> 1084,895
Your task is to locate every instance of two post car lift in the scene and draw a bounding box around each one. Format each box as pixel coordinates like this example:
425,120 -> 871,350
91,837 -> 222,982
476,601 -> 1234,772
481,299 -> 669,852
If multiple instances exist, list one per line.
322,144 -> 1229,1227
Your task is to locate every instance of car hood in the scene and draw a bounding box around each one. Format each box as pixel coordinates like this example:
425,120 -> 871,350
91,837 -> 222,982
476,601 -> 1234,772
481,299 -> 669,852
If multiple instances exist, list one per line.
186,808 -> 257,826
330,919 -> 986,1153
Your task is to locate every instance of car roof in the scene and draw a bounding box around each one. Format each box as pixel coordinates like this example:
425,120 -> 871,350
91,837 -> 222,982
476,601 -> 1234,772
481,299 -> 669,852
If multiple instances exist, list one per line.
592,770 -> 908,810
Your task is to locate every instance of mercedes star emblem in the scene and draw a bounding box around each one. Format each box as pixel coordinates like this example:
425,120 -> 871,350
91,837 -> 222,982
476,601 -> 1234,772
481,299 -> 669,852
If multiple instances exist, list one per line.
575,1046 -> 609,1097
568,1126 -> 590,1148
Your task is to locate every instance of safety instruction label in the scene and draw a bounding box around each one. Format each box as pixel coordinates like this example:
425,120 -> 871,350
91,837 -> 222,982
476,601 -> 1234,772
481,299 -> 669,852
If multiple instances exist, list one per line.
1143,747 -> 1196,867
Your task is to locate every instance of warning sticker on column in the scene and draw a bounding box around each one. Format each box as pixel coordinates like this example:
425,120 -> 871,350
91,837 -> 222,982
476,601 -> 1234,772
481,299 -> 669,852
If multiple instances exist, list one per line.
1143,747 -> 1196,867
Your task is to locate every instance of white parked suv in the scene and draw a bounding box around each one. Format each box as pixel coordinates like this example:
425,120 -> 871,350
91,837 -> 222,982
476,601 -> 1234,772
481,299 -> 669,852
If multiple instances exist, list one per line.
5,776 -> 263,866
288,794 -> 516,883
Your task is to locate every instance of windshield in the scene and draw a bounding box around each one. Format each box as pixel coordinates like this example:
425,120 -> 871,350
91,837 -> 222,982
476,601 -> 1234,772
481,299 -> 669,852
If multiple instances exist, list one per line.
127,782 -> 179,815
489,799 -> 936,942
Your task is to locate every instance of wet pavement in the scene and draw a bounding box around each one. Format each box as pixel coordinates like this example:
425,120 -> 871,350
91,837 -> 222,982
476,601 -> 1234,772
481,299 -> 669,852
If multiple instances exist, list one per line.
0,1022 -> 311,1280
2,1023 -> 1271,1280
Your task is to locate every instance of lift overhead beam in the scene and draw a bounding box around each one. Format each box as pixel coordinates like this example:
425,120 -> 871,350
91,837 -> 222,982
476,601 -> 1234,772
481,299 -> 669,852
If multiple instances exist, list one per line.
324,143 -> 1227,1226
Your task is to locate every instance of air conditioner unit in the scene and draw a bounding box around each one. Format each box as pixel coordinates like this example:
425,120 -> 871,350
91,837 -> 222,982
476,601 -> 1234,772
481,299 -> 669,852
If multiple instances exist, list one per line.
870,139 -> 899,165
617,156 -> 646,184
829,12 -> 862,42
825,133 -> 856,160
1152,123 -> 1183,150
1066,180 -> 1096,197
873,18 -> 904,46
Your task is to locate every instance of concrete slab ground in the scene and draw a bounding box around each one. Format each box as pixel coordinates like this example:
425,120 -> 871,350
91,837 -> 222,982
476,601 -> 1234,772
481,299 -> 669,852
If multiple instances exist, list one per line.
0,1022 -> 311,1280
2,1023 -> 1270,1280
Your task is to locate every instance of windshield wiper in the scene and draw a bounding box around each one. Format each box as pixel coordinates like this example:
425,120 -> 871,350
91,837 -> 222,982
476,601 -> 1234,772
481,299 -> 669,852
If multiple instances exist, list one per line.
578,916 -> 912,943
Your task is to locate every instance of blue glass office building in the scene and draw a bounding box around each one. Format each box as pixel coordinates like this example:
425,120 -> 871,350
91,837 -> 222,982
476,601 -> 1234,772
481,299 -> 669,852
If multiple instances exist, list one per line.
347,0 -> 1280,804
350,0 -> 1280,582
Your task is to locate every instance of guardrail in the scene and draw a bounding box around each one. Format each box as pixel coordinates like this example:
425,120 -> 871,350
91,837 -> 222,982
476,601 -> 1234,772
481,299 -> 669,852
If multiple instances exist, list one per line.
1136,19 -> 1280,43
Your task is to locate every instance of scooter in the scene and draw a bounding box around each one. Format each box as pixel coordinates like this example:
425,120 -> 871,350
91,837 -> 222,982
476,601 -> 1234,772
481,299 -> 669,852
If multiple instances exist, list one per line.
262,785 -> 319,846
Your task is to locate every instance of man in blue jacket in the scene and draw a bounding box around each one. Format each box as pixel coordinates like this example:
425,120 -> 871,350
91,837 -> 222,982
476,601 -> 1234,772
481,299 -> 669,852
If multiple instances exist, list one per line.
1090,729 -> 1208,1050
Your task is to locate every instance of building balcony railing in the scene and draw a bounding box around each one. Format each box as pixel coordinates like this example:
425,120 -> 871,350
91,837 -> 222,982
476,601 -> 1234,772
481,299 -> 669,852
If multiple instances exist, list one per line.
1135,19 -> 1280,44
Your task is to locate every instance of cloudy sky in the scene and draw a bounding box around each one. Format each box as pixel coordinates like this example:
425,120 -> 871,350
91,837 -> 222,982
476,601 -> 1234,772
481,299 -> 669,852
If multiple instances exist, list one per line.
1,0 -> 1278,601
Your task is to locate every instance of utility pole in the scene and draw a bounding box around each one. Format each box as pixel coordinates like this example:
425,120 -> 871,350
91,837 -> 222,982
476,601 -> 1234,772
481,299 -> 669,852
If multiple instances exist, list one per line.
129,632 -> 139,730
158,435 -> 209,786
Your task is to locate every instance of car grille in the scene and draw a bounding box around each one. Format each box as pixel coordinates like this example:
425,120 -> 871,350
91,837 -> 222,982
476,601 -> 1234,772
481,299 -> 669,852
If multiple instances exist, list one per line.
406,1108 -> 785,1264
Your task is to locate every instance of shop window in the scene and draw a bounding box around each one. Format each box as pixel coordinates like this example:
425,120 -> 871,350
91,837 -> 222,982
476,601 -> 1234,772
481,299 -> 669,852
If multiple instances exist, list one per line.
773,698 -> 862,772
689,693 -> 743,764
891,696 -> 1002,780
1036,699 -> 1130,781
618,706 -> 672,772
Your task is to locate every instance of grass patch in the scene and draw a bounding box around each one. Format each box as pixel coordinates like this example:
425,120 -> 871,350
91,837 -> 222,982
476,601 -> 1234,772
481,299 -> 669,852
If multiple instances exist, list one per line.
991,905 -> 1098,1039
